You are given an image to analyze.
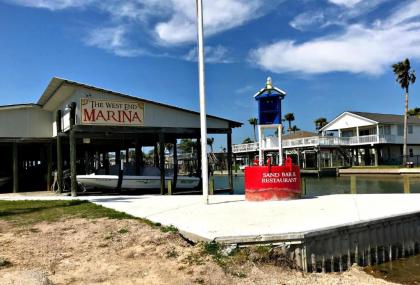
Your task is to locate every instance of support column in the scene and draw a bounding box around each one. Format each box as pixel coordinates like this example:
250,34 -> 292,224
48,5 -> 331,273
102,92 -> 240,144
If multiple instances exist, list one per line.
84,150 -> 89,174
196,137 -> 202,176
135,140 -> 141,175
227,131 -> 233,194
69,130 -> 77,197
173,139 -> 178,192
154,142 -> 159,167
56,110 -> 63,193
68,102 -> 77,197
46,143 -> 52,191
159,133 -> 165,195
12,142 -> 18,193
374,147 -> 379,167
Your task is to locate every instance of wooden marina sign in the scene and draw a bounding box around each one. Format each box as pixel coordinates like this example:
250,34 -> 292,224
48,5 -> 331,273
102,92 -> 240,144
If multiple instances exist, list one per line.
80,99 -> 144,126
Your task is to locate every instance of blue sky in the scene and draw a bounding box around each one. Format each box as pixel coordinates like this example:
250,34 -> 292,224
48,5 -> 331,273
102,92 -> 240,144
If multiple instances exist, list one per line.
1,0 -> 420,149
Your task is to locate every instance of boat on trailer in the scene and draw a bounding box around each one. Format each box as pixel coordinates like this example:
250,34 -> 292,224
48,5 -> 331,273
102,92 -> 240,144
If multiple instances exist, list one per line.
76,174 -> 200,190
0,177 -> 10,187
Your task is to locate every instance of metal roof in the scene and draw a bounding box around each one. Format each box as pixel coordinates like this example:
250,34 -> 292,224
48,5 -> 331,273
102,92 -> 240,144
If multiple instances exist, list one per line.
37,77 -> 242,128
350,111 -> 420,124
283,130 -> 318,140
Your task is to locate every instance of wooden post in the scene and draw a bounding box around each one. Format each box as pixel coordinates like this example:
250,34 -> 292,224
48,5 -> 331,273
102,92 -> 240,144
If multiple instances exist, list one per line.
227,131 -> 233,194
209,176 -> 214,195
173,139 -> 178,192
46,143 -> 52,191
168,180 -> 172,195
12,142 -> 18,193
196,137 -> 202,177
69,102 -> 77,197
69,130 -> 77,196
154,142 -> 159,167
84,150 -> 89,174
159,133 -> 165,195
135,140 -> 141,175
56,110 -> 63,193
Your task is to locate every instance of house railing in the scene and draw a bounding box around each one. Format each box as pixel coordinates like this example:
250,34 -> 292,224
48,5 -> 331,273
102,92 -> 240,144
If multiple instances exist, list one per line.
233,134 -> 405,153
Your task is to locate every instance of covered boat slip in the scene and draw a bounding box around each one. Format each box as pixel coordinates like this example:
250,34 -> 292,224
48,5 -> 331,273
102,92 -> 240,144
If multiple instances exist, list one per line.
0,77 -> 241,195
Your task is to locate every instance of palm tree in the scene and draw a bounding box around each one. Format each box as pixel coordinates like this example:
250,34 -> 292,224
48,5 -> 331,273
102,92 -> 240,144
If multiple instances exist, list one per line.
248,117 -> 258,142
408,107 -> 420,117
392,58 -> 416,165
284,113 -> 295,133
314,117 -> 328,131
291,125 -> 300,133
207,137 -> 215,153
242,137 -> 253,144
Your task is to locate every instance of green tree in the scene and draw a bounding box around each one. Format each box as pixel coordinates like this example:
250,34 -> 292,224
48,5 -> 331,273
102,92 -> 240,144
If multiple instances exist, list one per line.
242,137 -> 253,144
284,113 -> 295,133
314,117 -> 328,131
291,125 -> 300,133
392,58 -> 416,165
248,117 -> 258,142
179,139 -> 196,154
207,137 -> 215,153
408,107 -> 420,117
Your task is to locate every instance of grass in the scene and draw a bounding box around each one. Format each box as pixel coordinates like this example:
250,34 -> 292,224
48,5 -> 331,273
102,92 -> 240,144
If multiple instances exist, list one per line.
0,200 -> 135,226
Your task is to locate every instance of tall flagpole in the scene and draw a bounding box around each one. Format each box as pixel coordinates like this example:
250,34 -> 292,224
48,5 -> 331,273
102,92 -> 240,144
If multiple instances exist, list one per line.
196,0 -> 209,204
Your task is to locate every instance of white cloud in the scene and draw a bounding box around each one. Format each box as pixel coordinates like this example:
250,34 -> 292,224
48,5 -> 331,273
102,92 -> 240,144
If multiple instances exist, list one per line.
251,1 -> 420,75
84,26 -> 145,57
183,45 -> 232,63
4,0 -> 93,10
289,11 -> 325,31
4,0 -> 276,57
328,0 -> 362,8
154,0 -> 266,45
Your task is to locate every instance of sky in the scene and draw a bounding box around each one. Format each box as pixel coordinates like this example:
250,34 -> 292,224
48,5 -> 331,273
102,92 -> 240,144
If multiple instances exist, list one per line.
1,0 -> 420,150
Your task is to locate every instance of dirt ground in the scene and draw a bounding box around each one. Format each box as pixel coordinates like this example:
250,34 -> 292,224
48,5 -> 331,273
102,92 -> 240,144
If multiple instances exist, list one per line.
0,218 -> 397,285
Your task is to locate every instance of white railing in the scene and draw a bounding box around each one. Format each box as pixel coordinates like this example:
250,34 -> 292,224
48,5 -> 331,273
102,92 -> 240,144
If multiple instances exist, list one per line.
232,142 -> 259,153
233,134 -> 405,153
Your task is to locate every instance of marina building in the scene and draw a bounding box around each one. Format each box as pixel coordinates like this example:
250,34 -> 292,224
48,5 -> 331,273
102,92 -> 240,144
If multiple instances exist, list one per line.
0,77 -> 241,195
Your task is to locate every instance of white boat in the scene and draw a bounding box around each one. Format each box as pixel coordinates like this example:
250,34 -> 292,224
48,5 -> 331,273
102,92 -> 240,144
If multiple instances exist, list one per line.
76,174 -> 200,190
0,177 -> 10,187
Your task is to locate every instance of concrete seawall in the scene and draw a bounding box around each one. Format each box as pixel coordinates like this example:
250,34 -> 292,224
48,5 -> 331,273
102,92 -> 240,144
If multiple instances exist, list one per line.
292,212 -> 420,272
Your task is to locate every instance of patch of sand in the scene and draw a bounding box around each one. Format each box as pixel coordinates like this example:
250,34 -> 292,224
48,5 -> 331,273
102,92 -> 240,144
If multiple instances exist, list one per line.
0,218 -> 396,284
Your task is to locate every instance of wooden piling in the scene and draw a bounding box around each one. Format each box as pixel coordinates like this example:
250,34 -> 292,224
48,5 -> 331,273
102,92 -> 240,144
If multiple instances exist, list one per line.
209,176 -> 214,195
321,256 -> 326,273
159,133 -> 165,195
173,139 -> 178,192
12,142 -> 18,193
46,143 -> 52,191
311,254 -> 317,273
227,131 -> 233,194
168,180 -> 172,195
56,110 -> 63,193
69,130 -> 77,197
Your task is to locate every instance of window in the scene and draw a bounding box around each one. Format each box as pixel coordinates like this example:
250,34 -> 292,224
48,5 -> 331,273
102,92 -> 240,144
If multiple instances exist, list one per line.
398,125 -> 403,136
381,125 -> 391,135
409,125 -> 413,134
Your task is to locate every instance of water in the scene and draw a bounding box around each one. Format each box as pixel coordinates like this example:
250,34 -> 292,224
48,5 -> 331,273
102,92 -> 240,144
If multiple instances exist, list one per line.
214,174 -> 420,283
367,255 -> 420,284
213,175 -> 420,195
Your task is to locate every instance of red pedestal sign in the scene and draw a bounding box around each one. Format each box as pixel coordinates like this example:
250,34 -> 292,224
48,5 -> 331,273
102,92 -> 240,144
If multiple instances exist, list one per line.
245,159 -> 301,201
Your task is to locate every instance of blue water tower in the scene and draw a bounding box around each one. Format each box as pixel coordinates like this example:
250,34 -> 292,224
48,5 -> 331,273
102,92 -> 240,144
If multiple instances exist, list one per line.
254,77 -> 286,125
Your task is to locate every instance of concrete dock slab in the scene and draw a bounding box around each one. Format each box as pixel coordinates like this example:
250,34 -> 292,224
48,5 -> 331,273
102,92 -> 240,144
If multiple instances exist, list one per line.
2,193 -> 420,244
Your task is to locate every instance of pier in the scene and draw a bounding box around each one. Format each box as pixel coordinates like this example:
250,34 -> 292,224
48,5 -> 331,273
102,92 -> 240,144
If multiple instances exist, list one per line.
2,193 -> 420,272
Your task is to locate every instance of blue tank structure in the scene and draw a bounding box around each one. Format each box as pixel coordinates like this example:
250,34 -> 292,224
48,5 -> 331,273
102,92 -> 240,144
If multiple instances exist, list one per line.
254,77 -> 286,125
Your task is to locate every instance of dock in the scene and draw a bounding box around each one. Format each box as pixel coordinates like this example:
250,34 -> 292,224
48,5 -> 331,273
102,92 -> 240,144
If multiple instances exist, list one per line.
2,193 -> 420,272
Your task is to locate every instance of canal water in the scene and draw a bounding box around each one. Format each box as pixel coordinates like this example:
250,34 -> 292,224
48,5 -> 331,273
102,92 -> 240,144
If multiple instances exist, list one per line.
214,174 -> 420,283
